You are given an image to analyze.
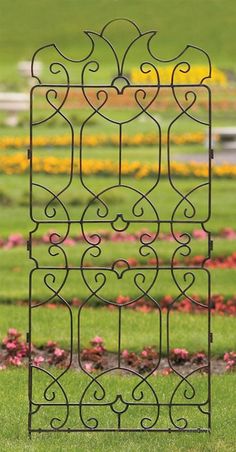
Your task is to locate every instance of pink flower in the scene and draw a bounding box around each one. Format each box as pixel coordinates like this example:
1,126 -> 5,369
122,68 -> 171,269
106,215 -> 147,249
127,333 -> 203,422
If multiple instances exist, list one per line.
91,336 -> 104,346
171,348 -> 189,364
0,365 -> 6,371
6,342 -> 17,351
221,227 -> 236,239
224,352 -> 230,362
94,345 -> 105,353
33,356 -> 44,367
84,362 -> 94,372
192,229 -> 207,239
19,342 -> 29,357
53,347 -> 65,358
8,328 -> 20,337
122,349 -> 129,359
192,352 -> 206,364
140,347 -> 158,360
5,233 -> 24,248
2,337 -> 9,345
224,351 -> 236,371
42,232 -> 50,243
46,340 -> 57,351
64,238 -> 76,246
226,360 -> 236,371
9,356 -> 22,366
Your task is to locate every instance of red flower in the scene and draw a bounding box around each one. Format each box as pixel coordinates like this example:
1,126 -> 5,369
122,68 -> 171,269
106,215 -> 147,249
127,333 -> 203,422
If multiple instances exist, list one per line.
162,367 -> 173,376
116,295 -> 130,305
127,258 -> 138,266
136,305 -> 152,313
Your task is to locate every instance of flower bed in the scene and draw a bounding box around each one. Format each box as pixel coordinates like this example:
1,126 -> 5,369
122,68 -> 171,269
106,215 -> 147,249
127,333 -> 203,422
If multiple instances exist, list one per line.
1,227 -> 236,249
131,65 -> 228,87
0,132 -> 205,150
0,329 -> 235,374
0,153 -> 236,177
25,293 -> 235,317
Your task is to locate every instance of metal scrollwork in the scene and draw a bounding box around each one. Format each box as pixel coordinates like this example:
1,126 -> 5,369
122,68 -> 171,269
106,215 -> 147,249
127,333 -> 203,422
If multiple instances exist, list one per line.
29,18 -> 212,434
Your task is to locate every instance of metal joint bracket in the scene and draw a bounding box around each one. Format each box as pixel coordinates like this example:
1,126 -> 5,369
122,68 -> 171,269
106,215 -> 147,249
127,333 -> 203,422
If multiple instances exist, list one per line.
27,239 -> 31,252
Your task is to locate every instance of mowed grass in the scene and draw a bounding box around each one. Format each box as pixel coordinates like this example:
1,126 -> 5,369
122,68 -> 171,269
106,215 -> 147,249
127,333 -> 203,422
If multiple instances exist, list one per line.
0,174 -> 235,304
0,0 -> 235,85
0,244 -> 235,301
0,174 -> 235,236
0,2 -> 235,448
0,103 -> 235,138
0,304 -> 234,355
0,370 -> 235,451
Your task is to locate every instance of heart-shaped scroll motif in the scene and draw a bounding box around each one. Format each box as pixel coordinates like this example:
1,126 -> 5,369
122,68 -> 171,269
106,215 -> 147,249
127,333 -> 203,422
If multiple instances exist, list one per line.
80,27 -> 160,123
80,185 -> 159,304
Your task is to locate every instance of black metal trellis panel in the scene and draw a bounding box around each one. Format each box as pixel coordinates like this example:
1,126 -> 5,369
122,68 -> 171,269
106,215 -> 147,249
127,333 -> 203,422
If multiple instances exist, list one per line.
28,18 -> 212,434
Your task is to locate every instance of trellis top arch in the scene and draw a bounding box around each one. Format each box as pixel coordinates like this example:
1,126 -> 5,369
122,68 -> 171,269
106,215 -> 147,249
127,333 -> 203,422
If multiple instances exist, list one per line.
31,18 -> 212,87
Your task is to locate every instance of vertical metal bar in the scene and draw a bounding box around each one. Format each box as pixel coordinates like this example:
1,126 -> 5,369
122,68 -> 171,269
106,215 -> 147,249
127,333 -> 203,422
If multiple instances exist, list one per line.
118,123 -> 122,185
208,87 -> 212,432
118,306 -> 121,368
208,272 -> 212,432
28,88 -> 33,437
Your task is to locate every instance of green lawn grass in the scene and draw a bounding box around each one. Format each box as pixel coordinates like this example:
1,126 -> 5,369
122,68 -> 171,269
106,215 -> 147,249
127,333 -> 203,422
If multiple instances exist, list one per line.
0,105 -> 235,138
0,304 -> 234,355
24,238 -> 236,262
0,175 -> 235,236
0,370 -> 235,451
0,2 -> 235,447
0,0 -> 235,87
0,244 -> 235,302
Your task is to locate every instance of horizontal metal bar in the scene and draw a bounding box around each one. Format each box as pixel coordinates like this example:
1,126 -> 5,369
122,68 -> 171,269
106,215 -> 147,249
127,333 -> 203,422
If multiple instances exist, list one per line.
30,428 -> 210,433
30,402 -> 209,407
29,219 -> 211,224
32,83 -> 211,89
29,265 -> 211,271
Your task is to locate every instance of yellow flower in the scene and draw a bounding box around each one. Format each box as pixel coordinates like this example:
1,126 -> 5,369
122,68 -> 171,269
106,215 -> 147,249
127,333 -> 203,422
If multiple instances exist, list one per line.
0,152 -> 235,178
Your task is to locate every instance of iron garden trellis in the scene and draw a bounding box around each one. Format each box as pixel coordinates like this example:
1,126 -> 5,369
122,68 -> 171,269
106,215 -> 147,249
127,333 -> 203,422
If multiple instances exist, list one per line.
28,18 -> 213,434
